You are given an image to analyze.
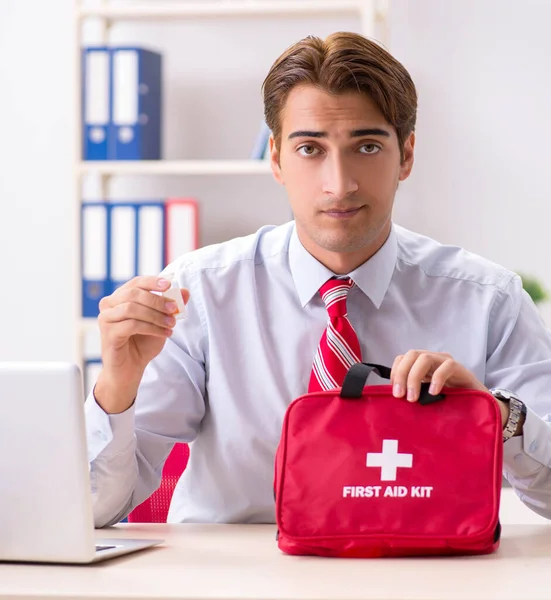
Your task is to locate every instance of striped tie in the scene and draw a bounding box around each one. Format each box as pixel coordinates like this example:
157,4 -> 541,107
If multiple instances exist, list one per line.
309,277 -> 362,392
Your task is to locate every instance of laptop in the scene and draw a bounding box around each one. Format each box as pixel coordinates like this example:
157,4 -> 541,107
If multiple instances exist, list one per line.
0,361 -> 163,563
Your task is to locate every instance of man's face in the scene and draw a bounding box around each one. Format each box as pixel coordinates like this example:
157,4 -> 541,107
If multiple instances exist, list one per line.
270,84 -> 414,260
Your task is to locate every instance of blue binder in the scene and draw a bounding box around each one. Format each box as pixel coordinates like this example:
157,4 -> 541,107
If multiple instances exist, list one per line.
84,358 -> 103,396
82,47 -> 111,160
108,201 -> 166,294
250,121 -> 271,159
81,202 -> 109,317
109,47 -> 162,160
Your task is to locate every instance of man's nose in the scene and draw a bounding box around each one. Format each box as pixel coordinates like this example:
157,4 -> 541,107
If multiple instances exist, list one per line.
321,155 -> 359,199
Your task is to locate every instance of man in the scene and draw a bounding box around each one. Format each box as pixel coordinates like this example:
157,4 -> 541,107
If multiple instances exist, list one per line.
86,32 -> 551,527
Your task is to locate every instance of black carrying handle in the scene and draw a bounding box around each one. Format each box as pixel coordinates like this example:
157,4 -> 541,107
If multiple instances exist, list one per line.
340,362 -> 445,404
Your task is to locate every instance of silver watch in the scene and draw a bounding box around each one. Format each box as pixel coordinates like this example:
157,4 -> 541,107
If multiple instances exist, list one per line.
489,388 -> 526,442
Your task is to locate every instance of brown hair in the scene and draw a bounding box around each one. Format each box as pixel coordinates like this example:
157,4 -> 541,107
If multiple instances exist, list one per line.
262,32 -> 417,161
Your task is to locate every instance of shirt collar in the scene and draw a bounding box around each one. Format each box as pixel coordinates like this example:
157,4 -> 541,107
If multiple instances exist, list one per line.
288,222 -> 398,309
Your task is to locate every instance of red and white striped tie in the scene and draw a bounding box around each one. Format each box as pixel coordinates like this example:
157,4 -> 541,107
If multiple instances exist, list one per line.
309,277 -> 362,392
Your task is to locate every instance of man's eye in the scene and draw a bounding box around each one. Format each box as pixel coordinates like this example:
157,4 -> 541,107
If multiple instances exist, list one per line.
359,144 -> 381,154
297,145 -> 320,156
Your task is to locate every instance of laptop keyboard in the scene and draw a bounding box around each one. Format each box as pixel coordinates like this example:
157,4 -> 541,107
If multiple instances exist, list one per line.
95,544 -> 116,552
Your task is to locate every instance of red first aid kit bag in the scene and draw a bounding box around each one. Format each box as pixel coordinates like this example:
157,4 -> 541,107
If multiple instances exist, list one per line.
274,363 -> 503,558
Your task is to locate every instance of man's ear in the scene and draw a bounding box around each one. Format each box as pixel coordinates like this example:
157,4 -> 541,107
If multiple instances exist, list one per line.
399,131 -> 415,182
269,135 -> 284,185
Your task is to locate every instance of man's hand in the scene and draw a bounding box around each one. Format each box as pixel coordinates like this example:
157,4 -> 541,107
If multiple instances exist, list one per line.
390,350 -> 509,427
94,276 -> 190,414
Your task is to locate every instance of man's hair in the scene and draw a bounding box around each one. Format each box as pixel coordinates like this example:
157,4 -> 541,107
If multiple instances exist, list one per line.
262,32 -> 417,161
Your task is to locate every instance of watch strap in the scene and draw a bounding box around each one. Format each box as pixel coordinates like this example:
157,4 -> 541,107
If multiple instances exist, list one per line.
502,396 -> 525,442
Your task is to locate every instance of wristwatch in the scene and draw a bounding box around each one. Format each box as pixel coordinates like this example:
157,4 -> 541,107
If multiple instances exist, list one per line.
489,388 -> 527,442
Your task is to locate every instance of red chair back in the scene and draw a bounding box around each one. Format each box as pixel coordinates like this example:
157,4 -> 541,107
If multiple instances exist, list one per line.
128,443 -> 189,523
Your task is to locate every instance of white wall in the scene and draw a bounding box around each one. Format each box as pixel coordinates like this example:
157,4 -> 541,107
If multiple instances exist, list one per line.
0,0 -> 75,361
1,0 -> 550,363
389,0 -> 551,322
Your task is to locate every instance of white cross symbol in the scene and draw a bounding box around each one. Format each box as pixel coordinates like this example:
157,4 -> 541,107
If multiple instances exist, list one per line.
366,439 -> 413,481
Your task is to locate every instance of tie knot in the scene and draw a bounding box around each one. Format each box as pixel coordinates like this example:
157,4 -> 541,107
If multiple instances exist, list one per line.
319,277 -> 353,317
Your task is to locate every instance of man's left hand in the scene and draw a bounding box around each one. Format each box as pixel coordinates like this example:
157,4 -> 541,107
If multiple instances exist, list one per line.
390,350 -> 509,427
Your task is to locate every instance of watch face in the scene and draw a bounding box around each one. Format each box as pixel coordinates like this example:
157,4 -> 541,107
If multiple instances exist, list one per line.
490,388 -> 516,402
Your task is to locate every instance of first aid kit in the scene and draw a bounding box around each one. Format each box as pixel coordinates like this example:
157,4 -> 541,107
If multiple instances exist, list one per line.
274,362 -> 503,557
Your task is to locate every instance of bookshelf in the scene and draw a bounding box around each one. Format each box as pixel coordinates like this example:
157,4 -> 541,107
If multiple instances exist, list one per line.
77,1 -> 372,20
78,159 -> 273,176
74,0 -> 389,371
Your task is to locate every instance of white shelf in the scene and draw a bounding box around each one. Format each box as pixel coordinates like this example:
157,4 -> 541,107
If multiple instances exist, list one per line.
80,318 -> 99,333
77,1 -> 364,21
78,159 -> 272,176
74,0 -> 384,365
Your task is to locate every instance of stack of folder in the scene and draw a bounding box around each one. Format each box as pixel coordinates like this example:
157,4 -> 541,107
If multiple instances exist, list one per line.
82,198 -> 198,395
82,46 -> 163,160
82,198 -> 199,318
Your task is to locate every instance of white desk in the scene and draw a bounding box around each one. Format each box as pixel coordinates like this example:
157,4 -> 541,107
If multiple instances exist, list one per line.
1,521 -> 551,600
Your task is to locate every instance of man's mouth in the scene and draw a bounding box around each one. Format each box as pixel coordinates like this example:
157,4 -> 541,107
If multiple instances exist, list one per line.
323,206 -> 364,219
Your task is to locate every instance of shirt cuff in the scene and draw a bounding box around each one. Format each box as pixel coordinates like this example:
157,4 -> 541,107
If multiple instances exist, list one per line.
503,406 -> 551,477
84,388 -> 136,461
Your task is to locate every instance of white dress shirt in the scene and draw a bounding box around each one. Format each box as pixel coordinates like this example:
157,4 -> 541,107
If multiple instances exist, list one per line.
86,221 -> 551,527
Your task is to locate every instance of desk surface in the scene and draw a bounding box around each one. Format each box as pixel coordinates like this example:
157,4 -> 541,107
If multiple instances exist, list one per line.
1,523 -> 551,600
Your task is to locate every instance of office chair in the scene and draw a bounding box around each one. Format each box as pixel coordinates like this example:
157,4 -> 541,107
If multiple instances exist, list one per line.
127,443 -> 189,523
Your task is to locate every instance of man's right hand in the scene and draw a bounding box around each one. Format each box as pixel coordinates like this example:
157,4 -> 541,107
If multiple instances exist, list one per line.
94,276 -> 190,414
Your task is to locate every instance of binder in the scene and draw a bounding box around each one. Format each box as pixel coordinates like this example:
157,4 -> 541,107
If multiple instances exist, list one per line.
250,121 -> 271,160
137,203 -> 165,276
109,203 -> 136,293
110,47 -> 162,160
108,202 -> 165,293
84,358 -> 103,397
81,202 -> 109,317
164,198 -> 199,264
82,47 -> 111,160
